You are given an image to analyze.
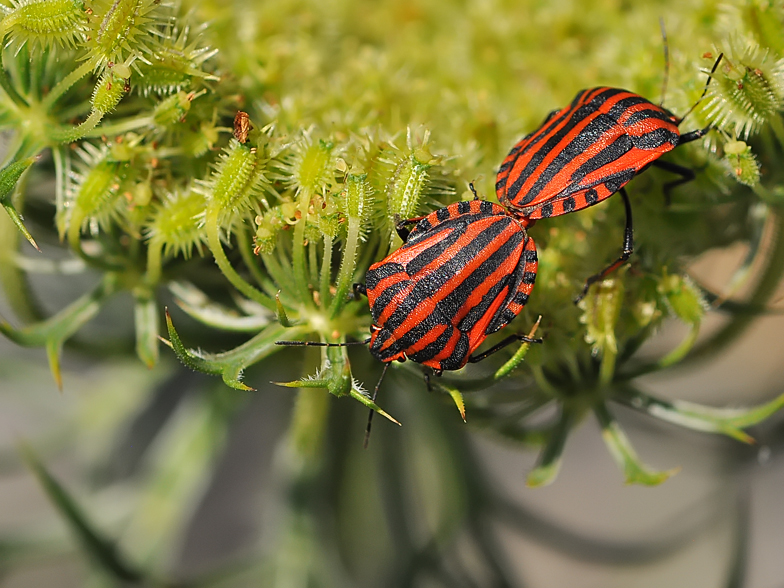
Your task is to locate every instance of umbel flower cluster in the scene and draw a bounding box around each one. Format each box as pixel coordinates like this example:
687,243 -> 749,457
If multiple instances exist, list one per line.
2,0 -> 784,496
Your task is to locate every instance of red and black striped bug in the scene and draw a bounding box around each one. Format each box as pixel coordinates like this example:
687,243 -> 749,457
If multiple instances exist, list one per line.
278,192 -> 541,443
496,55 -> 723,300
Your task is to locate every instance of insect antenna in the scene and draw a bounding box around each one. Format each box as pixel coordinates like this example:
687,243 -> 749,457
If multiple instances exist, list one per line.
363,362 -> 390,448
677,52 -> 724,125
659,17 -> 670,107
275,338 -> 371,347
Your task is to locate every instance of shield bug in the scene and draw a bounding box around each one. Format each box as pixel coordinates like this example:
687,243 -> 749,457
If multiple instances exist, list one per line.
496,55 -> 723,300
278,193 -> 541,442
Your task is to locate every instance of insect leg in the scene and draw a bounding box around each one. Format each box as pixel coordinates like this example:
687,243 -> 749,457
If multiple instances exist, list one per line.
468,333 -> 543,363
575,187 -> 634,303
363,362 -> 390,448
352,282 -> 367,299
393,213 -> 425,241
651,159 -> 696,205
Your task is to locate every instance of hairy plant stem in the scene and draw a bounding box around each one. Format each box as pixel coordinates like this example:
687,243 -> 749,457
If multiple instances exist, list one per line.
205,206 -> 275,310
319,235 -> 332,308
292,189 -> 314,307
42,58 -> 97,110
329,216 -> 361,319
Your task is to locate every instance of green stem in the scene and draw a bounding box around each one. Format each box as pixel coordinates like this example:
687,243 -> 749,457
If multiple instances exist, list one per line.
0,37 -> 28,107
205,206 -> 275,310
77,115 -> 154,139
292,189 -> 313,308
237,226 -> 277,296
49,110 -> 105,143
319,235 -> 332,308
657,322 -> 700,368
42,58 -> 97,110
329,217 -> 361,319
599,345 -> 617,388
145,237 -> 164,285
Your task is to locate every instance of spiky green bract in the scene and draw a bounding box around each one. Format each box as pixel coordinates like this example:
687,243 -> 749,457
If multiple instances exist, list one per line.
0,0 -> 86,51
703,38 -> 784,139
91,69 -> 128,113
84,0 -> 164,69
723,140 -> 761,186
198,138 -> 268,227
134,19 -> 218,96
64,144 -> 132,246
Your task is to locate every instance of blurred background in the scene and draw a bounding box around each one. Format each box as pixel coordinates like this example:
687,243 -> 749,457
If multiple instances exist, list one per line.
1,0 -> 784,587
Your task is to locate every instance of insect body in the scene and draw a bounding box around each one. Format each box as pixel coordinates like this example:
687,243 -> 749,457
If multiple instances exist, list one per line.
495,57 -> 721,300
495,87 -> 700,222
364,199 -> 539,371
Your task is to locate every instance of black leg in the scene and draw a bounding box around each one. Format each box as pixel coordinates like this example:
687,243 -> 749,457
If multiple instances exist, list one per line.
677,126 -> 711,145
468,333 -> 543,363
353,282 -> 367,299
651,160 -> 696,205
575,187 -> 633,304
394,213 -> 423,242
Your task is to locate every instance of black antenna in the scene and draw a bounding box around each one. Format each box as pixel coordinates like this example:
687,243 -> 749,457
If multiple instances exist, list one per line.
677,53 -> 724,125
659,17 -> 670,107
275,338 -> 371,347
363,362 -> 390,448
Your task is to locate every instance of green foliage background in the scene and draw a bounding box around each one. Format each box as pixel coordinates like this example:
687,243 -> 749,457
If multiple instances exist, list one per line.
1,0 -> 784,585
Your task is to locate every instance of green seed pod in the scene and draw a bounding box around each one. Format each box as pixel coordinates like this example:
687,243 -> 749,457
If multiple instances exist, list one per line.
579,277 -> 624,357
71,158 -> 131,231
385,152 -> 431,222
703,39 -> 784,138
341,173 -> 373,223
290,138 -> 335,195
658,273 -> 705,326
253,212 -> 279,255
203,139 -> 267,221
86,0 -> 161,66
147,190 -> 207,258
723,140 -> 761,186
0,0 -> 86,50
152,91 -> 191,127
91,70 -> 128,114
134,25 -> 219,96
181,121 -> 220,158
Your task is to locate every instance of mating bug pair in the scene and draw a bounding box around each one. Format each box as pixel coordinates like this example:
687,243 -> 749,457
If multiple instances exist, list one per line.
279,54 -> 723,437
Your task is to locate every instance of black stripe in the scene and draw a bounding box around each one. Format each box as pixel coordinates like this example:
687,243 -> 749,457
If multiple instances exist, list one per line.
632,127 -> 679,150
480,200 -> 496,215
435,224 -> 524,327
585,188 -> 599,205
603,170 -> 636,194
369,277 -> 409,323
563,196 -> 576,212
439,332 -> 471,370
524,247 -> 538,263
486,238 -> 537,333
568,134 -> 633,188
456,279 -> 510,332
607,94 -> 650,120
540,203 -> 553,217
436,207 -> 450,222
365,261 -> 403,290
513,291 -> 529,306
623,107 -> 673,127
405,211 -> 490,274
457,200 -> 471,214
518,110 -> 619,204
407,321 -> 456,363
